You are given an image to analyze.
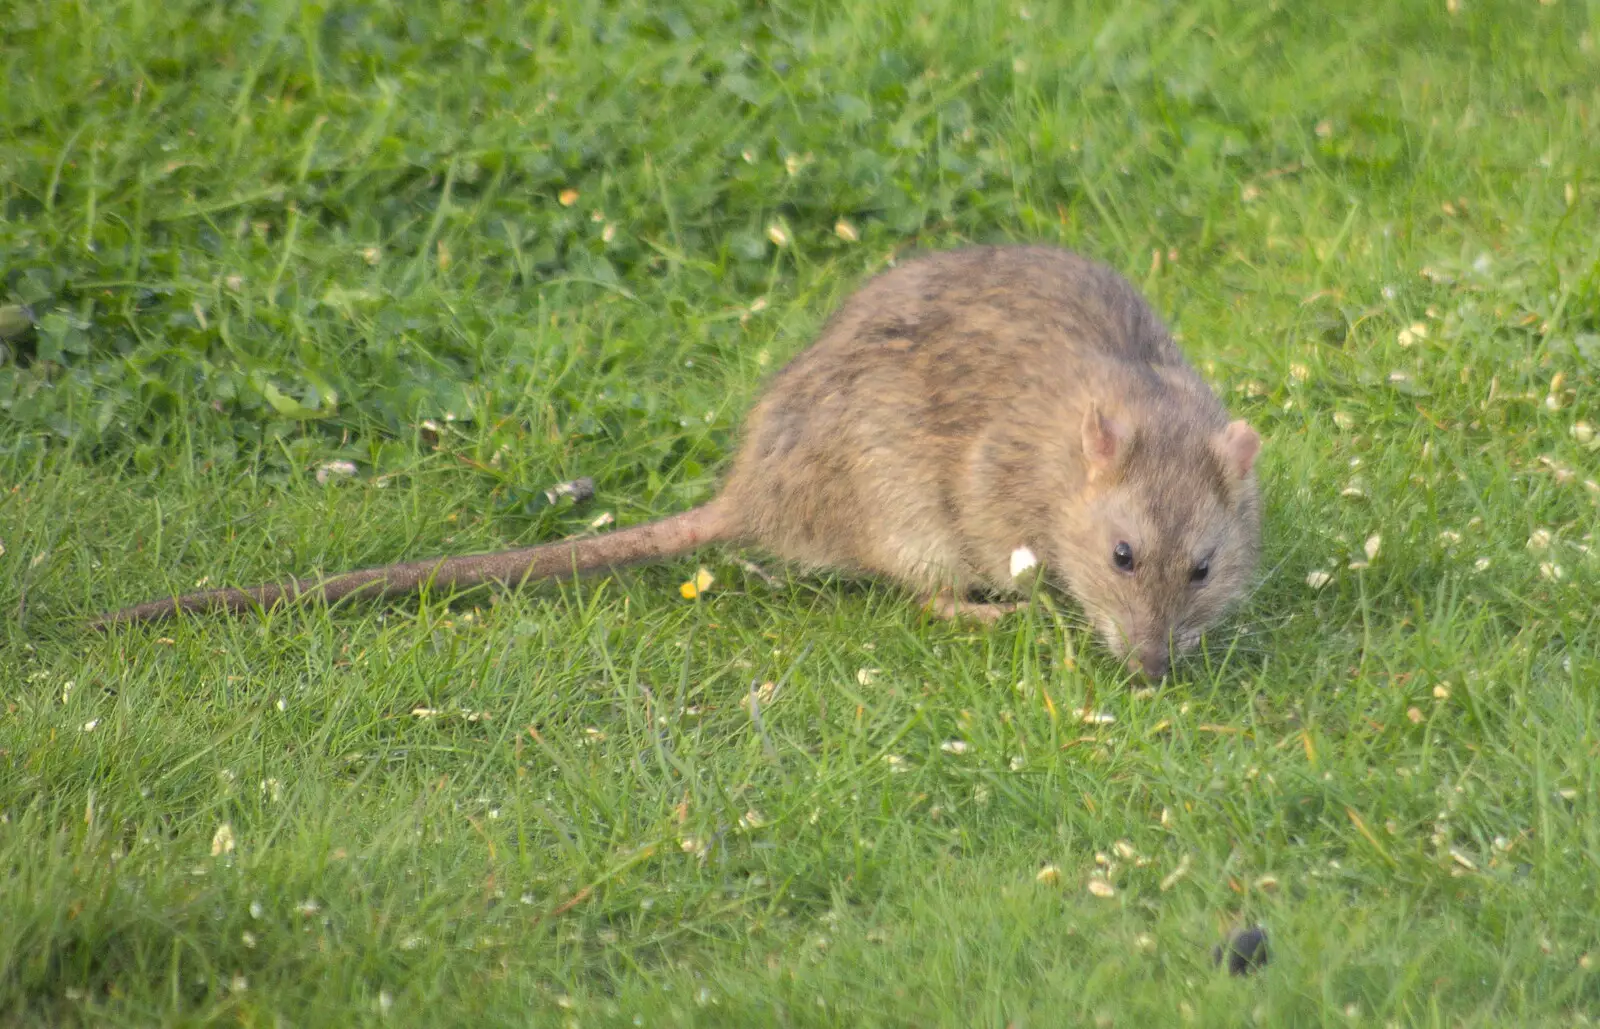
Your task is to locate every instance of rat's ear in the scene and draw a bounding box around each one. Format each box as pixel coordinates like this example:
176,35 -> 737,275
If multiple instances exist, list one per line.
1215,420 -> 1261,479
1081,402 -> 1128,480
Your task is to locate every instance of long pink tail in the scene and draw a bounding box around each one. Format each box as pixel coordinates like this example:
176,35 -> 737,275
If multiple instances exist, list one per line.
89,502 -> 734,628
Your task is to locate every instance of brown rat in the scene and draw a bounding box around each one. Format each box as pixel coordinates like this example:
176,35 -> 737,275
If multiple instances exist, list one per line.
91,245 -> 1261,678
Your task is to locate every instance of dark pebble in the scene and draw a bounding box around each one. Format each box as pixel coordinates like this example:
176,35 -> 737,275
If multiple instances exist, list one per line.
1213,925 -> 1269,976
544,476 -> 596,505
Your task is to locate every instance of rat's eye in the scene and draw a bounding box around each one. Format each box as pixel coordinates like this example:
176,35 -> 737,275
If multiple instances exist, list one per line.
1191,559 -> 1210,583
1112,541 -> 1135,573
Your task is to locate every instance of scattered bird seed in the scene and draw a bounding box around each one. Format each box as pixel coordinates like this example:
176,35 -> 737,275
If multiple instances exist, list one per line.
742,681 -> 779,712
1035,864 -> 1062,885
316,460 -> 358,484
1306,570 -> 1334,590
1160,854 -> 1192,892
1538,455 -> 1577,484
679,568 -> 715,599
1086,878 -> 1116,898
211,823 -> 235,856
940,740 -> 971,755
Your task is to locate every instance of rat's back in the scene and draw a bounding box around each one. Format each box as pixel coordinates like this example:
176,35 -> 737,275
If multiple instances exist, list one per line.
806,245 -> 1182,372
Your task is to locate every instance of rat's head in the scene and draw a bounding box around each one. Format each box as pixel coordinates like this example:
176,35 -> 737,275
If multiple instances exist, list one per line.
1050,402 -> 1261,679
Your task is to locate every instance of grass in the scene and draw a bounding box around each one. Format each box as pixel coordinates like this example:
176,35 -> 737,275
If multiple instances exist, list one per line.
3,0 -> 1600,1023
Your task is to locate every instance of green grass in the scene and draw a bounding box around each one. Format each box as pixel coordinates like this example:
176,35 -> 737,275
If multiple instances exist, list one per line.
4,0 -> 1600,1024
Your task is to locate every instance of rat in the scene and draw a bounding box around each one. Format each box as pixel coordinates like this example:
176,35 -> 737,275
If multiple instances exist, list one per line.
91,245 -> 1262,678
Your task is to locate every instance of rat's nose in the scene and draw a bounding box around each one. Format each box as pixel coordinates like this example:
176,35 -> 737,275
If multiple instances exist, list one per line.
1130,643 -> 1170,680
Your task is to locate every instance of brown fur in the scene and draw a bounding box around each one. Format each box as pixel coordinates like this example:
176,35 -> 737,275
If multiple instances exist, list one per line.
92,246 -> 1261,677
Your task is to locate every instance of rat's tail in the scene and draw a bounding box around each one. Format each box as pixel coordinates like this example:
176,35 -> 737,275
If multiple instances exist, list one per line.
88,501 -> 736,629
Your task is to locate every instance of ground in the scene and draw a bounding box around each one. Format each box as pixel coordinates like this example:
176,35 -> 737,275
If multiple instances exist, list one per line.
3,0 -> 1599,1025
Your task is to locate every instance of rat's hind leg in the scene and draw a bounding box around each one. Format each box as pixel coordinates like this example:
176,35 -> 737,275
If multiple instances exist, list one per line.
923,586 -> 1025,623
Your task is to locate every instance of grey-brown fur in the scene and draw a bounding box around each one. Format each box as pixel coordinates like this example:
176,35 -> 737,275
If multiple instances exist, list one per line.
92,246 -> 1261,677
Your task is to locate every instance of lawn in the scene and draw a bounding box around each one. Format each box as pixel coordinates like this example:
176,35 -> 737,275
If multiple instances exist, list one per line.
4,0 -> 1600,1024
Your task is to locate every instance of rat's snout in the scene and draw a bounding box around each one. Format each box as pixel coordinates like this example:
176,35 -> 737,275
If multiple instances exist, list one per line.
1128,641 -> 1171,680
1097,614 -> 1172,680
